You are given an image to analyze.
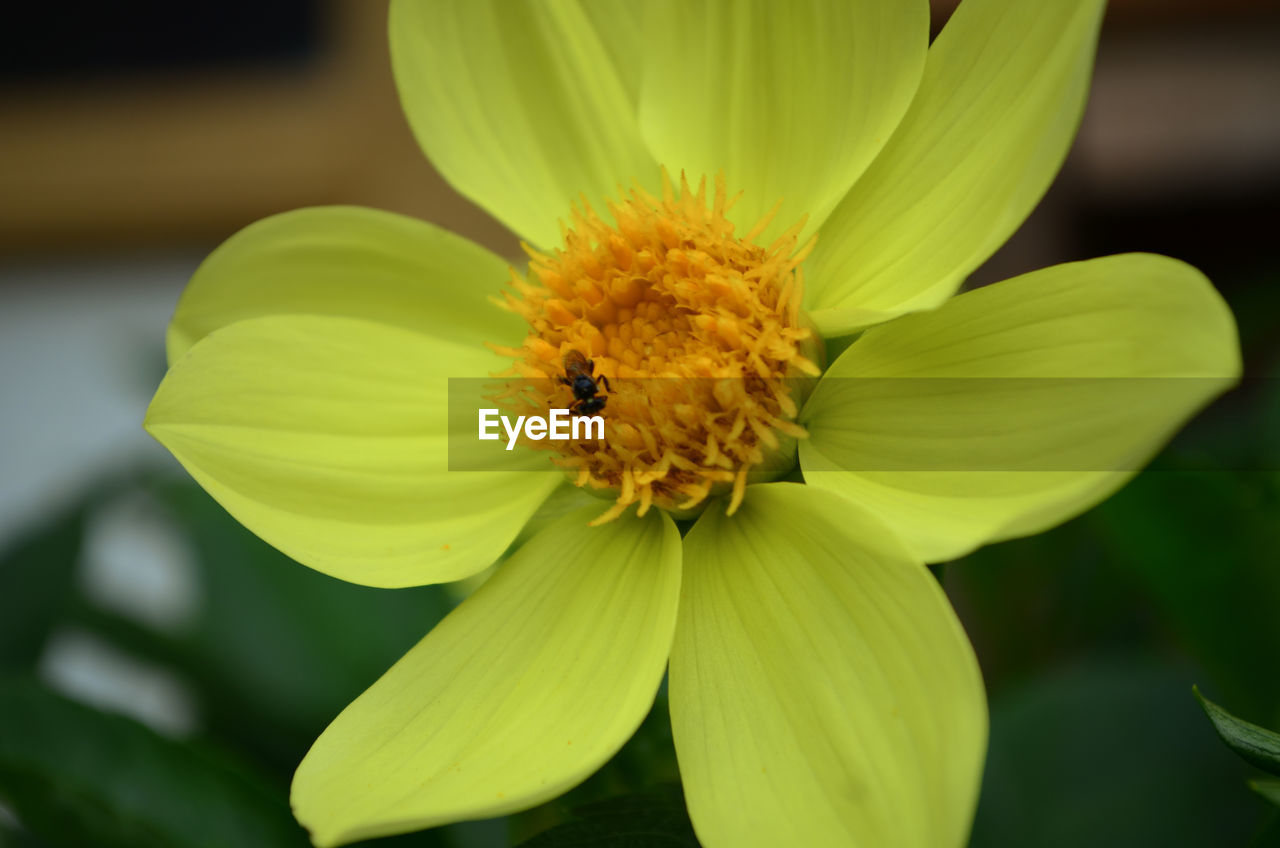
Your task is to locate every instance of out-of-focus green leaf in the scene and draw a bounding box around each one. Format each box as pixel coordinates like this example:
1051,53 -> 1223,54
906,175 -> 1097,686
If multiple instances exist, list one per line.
0,677 -> 307,848
79,479 -> 455,773
971,659 -> 1263,848
516,785 -> 697,848
1252,779 -> 1280,807
0,506 -> 84,670
1196,687 -> 1280,777
947,516 -> 1150,687
1260,363 -> 1280,475
345,818 -> 508,848
0,822 -> 48,848
1088,469 -> 1280,716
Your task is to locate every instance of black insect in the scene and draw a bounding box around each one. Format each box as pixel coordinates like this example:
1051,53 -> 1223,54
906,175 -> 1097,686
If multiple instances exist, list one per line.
560,350 -> 612,416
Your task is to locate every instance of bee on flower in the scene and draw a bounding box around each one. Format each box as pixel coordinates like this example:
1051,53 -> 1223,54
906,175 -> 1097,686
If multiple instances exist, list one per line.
146,0 -> 1240,846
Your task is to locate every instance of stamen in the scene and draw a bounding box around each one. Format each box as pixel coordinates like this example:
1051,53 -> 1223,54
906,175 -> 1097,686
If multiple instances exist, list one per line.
492,171 -> 819,522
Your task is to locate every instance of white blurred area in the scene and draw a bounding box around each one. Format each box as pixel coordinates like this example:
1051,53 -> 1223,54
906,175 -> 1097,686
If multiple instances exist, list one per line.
0,257 -> 203,733
0,257 -> 188,542
38,629 -> 199,736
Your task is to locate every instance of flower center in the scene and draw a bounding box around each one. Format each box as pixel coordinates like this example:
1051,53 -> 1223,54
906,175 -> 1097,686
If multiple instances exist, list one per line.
492,173 -> 820,523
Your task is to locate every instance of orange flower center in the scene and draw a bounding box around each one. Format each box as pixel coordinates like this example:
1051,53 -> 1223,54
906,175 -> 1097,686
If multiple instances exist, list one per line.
492,174 -> 820,523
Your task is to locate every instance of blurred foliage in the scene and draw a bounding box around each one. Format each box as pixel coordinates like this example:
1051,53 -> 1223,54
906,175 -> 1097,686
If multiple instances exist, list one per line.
0,501 -> 87,670
115,478 -> 456,775
516,785 -> 696,848
0,676 -> 306,848
1196,687 -> 1280,803
0,476 -> 492,847
970,660 -> 1264,848
1197,688 -> 1280,777
1255,781 -> 1280,808
1090,469 -> 1280,715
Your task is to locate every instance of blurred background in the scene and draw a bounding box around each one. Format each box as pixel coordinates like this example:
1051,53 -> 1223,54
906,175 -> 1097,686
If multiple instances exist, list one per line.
1,1 -> 1278,846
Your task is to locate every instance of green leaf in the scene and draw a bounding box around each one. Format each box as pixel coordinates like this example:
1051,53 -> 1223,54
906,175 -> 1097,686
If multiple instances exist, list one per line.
1195,687 -> 1280,777
74,479 -> 456,774
971,660 -> 1264,848
1251,779 -> 1280,807
1260,361 -> 1280,474
1089,469 -> 1280,715
0,677 -> 307,848
517,785 -> 698,848
0,822 -> 49,848
0,504 -> 85,670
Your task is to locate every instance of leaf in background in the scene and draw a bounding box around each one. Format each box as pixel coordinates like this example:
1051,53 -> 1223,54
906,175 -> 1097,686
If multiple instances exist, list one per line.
1087,469 -> 1280,717
0,677 -> 308,848
0,503 -> 85,670
344,819 -> 508,848
1260,360 -> 1280,478
971,659 -> 1264,848
0,822 -> 49,848
516,785 -> 698,848
78,479 -> 457,774
945,515 -> 1154,688
1252,779 -> 1280,808
1196,687 -> 1280,777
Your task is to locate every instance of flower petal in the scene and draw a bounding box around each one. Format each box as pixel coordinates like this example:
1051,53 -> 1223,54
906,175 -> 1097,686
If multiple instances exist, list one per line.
671,483 -> 985,848
800,254 -> 1241,563
389,0 -> 658,248
291,504 -> 682,847
638,0 -> 928,244
579,0 -> 646,105
807,0 -> 1106,334
147,314 -> 559,588
166,205 -> 524,363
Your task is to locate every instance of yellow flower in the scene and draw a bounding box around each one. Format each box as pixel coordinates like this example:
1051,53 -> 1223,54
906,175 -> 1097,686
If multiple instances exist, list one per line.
144,1 -> 1240,846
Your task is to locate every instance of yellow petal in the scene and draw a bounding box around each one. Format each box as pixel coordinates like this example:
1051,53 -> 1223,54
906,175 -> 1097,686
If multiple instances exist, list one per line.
166,205 -> 523,363
292,504 -> 682,846
801,254 -> 1241,563
579,0 -> 646,106
639,0 -> 928,244
671,483 -> 985,848
389,0 -> 657,248
807,0 -> 1106,334
147,315 -> 558,588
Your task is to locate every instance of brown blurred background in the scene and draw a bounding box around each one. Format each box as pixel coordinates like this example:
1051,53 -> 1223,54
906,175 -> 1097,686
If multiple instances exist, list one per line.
1,0 -> 1277,262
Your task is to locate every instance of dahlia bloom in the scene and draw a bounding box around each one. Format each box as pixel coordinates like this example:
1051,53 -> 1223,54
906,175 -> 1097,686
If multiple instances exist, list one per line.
145,0 -> 1239,845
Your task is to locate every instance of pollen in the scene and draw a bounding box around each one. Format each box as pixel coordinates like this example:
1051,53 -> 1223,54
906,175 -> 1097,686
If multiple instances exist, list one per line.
491,172 -> 820,523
